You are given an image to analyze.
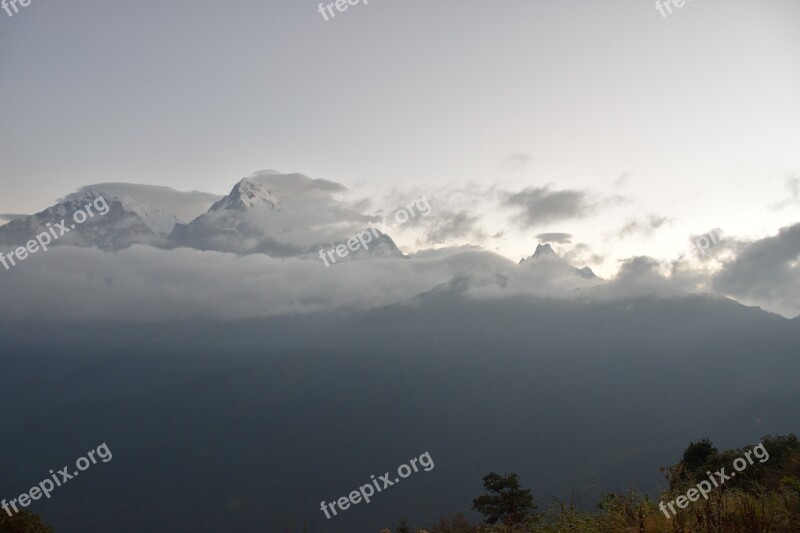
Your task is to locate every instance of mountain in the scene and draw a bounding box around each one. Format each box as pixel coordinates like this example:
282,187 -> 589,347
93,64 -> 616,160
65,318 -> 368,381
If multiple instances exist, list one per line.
168,178 -> 298,255
353,228 -> 403,259
0,176 -> 405,260
520,243 -> 598,279
0,191 -> 177,251
70,183 -> 221,223
530,242 -> 558,259
170,177 -> 403,259
1,292 -> 798,532
0,213 -> 26,225
208,178 -> 282,212
324,227 -> 404,262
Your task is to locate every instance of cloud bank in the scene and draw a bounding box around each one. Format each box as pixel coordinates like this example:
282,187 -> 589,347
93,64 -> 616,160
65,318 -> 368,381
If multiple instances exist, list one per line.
1,221 -> 798,321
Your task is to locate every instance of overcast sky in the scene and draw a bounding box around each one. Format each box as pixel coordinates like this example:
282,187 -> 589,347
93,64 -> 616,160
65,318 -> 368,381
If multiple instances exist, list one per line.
2,0 -> 799,273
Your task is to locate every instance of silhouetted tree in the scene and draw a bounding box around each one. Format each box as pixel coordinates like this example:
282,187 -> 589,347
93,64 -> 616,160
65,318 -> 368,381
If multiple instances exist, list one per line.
672,437 -> 719,487
472,472 -> 535,527
396,518 -> 411,533
683,438 -> 718,472
0,509 -> 53,532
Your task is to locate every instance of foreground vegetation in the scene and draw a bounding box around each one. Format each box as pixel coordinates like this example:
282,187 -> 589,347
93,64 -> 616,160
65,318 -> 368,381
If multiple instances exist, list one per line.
0,510 -> 52,532
3,435 -> 797,532
388,434 -> 800,533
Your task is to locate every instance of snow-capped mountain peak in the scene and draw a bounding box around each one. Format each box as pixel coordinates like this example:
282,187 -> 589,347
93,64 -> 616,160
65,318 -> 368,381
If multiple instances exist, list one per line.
210,178 -> 282,212
519,242 -> 598,279
0,191 -> 178,251
531,243 -> 557,260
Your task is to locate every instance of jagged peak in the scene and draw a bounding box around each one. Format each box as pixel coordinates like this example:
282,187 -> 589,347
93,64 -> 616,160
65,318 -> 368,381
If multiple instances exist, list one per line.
532,243 -> 557,259
519,243 -> 559,264
210,178 -> 282,212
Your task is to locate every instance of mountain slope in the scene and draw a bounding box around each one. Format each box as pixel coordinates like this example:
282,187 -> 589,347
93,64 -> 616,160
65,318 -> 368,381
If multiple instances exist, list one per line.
520,243 -> 598,279
1,293 -> 798,532
170,177 -> 403,259
0,191 -> 177,251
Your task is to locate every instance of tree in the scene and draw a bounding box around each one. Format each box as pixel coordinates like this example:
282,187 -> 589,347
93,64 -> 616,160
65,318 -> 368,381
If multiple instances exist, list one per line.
396,518 -> 411,533
472,472 -> 535,527
0,509 -> 53,532
682,438 -> 718,472
674,437 -> 719,487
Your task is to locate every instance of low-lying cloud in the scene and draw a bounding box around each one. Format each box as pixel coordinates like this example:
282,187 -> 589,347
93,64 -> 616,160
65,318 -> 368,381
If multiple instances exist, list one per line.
713,222 -> 800,318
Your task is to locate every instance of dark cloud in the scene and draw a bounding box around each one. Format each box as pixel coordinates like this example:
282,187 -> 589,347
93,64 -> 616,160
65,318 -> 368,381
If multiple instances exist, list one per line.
536,232 -> 573,244
713,222 -> 800,317
688,228 -> 739,262
426,211 -> 484,244
503,186 -> 592,227
377,185 -> 488,246
599,256 -> 693,298
618,215 -> 670,238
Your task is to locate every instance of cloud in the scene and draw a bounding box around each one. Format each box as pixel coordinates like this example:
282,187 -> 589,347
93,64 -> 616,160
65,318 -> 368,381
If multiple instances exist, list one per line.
70,183 -> 220,223
0,241 -> 716,322
501,153 -> 533,173
169,172 -> 381,255
0,214 -> 26,225
773,173 -> 800,209
614,172 -> 631,187
562,242 -> 604,266
409,245 -> 485,259
712,222 -> 800,318
557,255 -> 709,302
605,256 -> 684,297
687,228 -> 751,263
0,246 -> 511,321
2,223 -> 799,321
249,170 -> 348,196
536,232 -> 573,244
375,184 -> 489,247
503,186 -> 594,227
68,172 -> 350,228
426,211 -> 484,244
618,215 -> 670,238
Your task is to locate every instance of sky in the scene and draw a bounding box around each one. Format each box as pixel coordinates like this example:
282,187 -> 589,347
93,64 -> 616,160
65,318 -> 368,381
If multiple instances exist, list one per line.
2,0 -> 800,275
3,6 -> 800,529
